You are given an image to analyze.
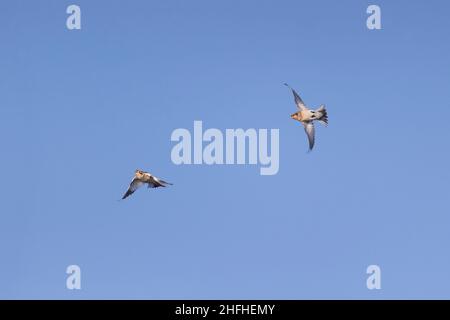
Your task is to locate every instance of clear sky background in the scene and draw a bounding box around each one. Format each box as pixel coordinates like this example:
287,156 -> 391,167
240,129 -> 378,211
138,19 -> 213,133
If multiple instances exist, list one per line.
1,0 -> 450,299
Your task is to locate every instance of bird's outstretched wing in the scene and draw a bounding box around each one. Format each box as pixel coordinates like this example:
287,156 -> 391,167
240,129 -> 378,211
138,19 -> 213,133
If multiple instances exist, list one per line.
122,177 -> 144,199
146,175 -> 173,188
284,83 -> 307,111
303,121 -> 315,151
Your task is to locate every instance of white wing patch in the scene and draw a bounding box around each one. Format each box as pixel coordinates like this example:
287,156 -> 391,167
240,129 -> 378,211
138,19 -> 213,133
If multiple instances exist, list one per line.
130,179 -> 144,192
303,122 -> 315,151
285,83 -> 307,111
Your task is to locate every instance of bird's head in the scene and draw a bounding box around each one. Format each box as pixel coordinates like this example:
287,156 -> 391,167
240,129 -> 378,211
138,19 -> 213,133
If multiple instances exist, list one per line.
135,169 -> 143,174
291,113 -> 300,121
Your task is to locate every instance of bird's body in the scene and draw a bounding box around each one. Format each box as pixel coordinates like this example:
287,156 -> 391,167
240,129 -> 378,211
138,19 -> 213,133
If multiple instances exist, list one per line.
291,109 -> 317,122
122,169 -> 172,199
285,83 -> 328,151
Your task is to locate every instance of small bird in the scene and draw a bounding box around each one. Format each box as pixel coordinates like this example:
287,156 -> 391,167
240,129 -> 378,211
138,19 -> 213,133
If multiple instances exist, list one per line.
285,83 -> 328,151
122,169 -> 173,199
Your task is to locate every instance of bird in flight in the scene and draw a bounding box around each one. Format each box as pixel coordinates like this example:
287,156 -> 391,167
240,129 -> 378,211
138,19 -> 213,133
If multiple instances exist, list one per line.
122,169 -> 173,199
284,83 -> 328,151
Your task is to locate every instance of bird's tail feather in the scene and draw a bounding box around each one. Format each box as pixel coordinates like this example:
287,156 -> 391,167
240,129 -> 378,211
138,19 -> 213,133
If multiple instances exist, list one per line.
316,105 -> 328,126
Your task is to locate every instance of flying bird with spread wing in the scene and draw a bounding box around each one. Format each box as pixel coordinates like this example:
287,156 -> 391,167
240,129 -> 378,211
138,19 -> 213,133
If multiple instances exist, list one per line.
122,169 -> 173,200
285,83 -> 328,151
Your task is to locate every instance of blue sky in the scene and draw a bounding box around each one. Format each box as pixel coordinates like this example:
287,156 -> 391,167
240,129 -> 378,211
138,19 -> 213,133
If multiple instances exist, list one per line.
1,0 -> 450,299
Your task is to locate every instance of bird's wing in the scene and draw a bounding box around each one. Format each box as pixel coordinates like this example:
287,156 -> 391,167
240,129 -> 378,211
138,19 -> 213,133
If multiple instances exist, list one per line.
284,83 -> 307,111
146,174 -> 173,188
303,121 -> 315,151
122,177 -> 144,199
